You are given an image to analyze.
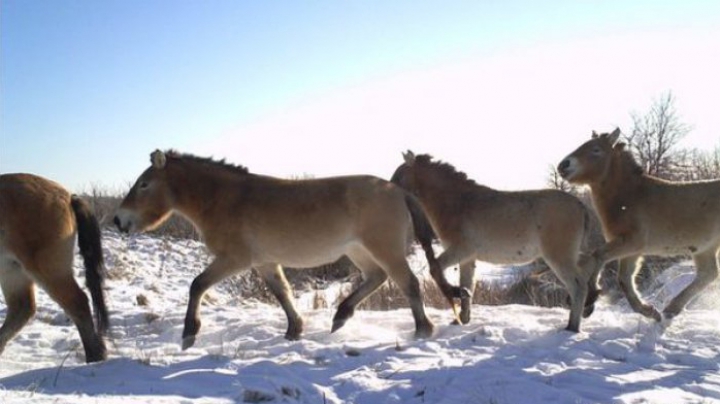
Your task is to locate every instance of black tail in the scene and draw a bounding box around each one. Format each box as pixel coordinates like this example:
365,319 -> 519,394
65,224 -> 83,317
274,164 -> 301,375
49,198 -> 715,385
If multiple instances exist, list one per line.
403,193 -> 462,307
579,204 -> 603,317
403,193 -> 437,261
71,195 -> 110,335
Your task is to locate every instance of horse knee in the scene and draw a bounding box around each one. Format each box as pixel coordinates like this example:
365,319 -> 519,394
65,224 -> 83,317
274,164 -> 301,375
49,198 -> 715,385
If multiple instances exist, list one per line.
0,297 -> 36,349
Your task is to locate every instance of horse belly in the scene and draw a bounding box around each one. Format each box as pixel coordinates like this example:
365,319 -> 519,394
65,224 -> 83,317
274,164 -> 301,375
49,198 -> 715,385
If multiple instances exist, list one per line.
644,235 -> 719,257
474,241 -> 541,266
0,243 -> 25,273
250,231 -> 353,269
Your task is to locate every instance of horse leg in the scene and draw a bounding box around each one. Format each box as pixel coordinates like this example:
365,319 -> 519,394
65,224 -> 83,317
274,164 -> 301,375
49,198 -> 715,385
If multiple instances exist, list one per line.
183,256 -> 246,350
0,268 -> 36,355
455,260 -> 476,325
36,270 -> 107,362
578,252 -> 603,318
617,256 -> 662,322
431,245 -> 475,308
255,264 -> 304,340
372,249 -> 434,339
663,249 -> 719,319
332,251 -> 388,333
545,258 -> 588,333
593,235 -> 644,264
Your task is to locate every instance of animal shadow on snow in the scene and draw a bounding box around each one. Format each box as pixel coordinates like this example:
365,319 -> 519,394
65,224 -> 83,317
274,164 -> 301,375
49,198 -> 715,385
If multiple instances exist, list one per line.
402,328 -> 720,403
0,325 -> 719,403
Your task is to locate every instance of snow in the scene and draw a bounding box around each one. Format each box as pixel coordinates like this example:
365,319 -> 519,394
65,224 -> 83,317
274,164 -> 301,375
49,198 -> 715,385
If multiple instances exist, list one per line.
1,232 -> 719,404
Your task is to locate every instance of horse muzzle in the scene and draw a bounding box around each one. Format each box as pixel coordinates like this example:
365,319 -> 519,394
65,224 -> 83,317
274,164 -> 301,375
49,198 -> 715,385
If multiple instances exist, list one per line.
113,210 -> 136,233
557,158 -> 576,180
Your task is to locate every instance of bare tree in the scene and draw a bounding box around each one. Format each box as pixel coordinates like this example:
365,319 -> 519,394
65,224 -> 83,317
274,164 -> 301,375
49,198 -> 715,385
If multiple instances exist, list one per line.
625,92 -> 691,179
672,145 -> 720,181
546,165 -> 577,194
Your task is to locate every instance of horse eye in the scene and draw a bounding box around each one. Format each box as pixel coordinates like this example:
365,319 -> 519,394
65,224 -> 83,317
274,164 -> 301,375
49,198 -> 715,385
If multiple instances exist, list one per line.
592,147 -> 602,155
139,181 -> 149,190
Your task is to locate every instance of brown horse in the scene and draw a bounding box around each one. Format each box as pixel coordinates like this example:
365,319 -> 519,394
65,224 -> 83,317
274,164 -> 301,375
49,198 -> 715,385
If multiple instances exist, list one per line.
0,174 -> 108,363
391,152 -> 600,332
114,150 -> 436,349
558,128 -> 720,321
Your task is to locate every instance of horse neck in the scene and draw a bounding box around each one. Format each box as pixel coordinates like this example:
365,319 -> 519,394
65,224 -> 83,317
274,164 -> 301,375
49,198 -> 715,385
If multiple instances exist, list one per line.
589,154 -> 643,215
413,167 -> 489,213
166,162 -> 242,229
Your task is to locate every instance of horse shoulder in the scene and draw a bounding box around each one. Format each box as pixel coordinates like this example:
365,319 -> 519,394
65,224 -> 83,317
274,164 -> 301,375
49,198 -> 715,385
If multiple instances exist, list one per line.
591,188 -> 642,241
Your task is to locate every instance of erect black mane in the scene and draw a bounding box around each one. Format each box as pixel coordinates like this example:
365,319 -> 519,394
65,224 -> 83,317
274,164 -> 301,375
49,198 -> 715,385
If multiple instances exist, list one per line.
165,150 -> 250,175
414,154 -> 478,186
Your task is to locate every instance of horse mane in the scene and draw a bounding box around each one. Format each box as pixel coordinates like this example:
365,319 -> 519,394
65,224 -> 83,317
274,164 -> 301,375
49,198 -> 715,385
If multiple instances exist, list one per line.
614,144 -> 644,176
164,150 -> 250,176
414,154 -> 479,187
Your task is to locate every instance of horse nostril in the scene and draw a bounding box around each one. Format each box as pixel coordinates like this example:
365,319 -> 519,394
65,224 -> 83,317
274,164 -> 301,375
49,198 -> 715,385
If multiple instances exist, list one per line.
113,216 -> 121,229
558,159 -> 570,171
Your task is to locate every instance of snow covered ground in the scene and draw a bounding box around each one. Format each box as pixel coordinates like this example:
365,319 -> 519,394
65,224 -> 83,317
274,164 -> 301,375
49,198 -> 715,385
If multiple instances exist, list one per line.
1,232 -> 719,404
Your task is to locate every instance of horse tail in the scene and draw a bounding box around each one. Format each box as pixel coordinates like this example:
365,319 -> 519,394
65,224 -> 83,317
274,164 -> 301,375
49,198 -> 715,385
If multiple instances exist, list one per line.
71,195 -> 110,335
402,192 -> 437,259
402,193 -> 462,312
579,201 -> 602,316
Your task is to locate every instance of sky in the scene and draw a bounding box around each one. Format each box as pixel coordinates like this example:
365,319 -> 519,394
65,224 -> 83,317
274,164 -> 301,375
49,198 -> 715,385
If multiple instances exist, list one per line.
2,1 -> 719,193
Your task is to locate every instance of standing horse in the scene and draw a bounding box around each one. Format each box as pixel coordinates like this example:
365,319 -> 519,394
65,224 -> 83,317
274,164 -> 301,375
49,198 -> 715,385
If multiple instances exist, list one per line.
558,128 -> 720,321
391,152 -> 599,332
114,150 -> 435,349
0,174 -> 108,363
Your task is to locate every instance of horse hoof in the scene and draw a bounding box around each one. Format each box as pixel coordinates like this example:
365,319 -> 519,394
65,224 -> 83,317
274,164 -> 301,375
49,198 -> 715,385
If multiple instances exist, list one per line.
181,335 -> 196,350
452,287 -> 471,299
285,329 -> 302,341
86,348 -> 108,363
564,324 -> 580,333
283,318 -> 304,341
331,319 -> 347,334
414,324 -> 434,339
583,304 -> 595,318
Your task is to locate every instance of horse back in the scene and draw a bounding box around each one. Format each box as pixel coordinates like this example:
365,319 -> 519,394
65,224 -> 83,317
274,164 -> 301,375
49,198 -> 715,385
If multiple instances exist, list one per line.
628,178 -> 720,253
204,175 -> 411,265
453,188 -> 585,240
430,187 -> 586,264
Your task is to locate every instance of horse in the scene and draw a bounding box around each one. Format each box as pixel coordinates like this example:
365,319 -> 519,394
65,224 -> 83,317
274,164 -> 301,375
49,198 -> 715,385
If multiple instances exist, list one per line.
0,174 -> 108,363
391,151 -> 600,332
558,128 -> 720,321
113,150 -> 436,349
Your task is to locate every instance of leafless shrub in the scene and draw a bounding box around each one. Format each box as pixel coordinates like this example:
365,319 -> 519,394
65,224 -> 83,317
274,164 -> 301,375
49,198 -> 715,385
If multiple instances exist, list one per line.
625,91 -> 691,179
671,146 -> 720,181
546,165 -> 578,195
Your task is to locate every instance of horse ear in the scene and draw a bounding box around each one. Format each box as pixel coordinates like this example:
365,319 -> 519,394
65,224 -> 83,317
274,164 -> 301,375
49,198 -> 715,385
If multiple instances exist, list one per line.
150,150 -> 167,169
608,127 -> 621,145
591,130 -> 598,139
402,150 -> 416,166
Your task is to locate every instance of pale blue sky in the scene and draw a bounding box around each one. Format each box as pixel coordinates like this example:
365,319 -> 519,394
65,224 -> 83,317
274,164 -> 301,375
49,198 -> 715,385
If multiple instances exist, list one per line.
2,1 -> 719,192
